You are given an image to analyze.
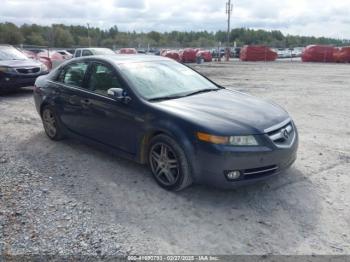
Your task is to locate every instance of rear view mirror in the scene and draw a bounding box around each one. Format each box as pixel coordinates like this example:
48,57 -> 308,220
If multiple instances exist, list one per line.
107,88 -> 131,104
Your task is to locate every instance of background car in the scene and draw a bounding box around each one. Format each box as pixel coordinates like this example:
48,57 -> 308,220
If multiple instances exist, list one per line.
73,47 -> 115,58
118,48 -> 138,54
0,45 -> 49,94
36,50 -> 69,70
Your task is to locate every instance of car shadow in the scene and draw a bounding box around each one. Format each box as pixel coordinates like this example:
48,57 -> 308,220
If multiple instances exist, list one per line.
0,87 -> 33,99
19,131 -> 321,254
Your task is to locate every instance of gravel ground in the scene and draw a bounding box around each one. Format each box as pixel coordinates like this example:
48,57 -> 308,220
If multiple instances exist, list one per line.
0,61 -> 350,257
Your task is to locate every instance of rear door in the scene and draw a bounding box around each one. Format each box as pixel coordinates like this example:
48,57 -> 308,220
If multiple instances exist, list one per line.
52,61 -> 93,134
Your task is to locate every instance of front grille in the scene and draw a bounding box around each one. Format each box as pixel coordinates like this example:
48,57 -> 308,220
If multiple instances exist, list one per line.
266,120 -> 295,147
16,67 -> 40,74
243,165 -> 278,179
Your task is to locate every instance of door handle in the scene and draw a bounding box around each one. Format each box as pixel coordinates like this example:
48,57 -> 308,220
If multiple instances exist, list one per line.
69,95 -> 79,104
81,99 -> 92,106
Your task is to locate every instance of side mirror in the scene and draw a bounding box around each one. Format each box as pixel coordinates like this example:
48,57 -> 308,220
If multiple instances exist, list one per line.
107,88 -> 131,104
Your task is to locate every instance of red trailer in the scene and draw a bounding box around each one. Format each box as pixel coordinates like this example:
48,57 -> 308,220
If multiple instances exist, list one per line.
240,45 -> 277,61
334,47 -> 350,63
179,48 -> 197,63
119,48 -> 137,54
301,45 -> 336,63
196,50 -> 212,62
162,50 -> 181,62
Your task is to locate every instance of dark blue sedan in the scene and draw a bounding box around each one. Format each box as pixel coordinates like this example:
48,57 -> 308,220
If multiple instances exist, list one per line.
33,55 -> 298,191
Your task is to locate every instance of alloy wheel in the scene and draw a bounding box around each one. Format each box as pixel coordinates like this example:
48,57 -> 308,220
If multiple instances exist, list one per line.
42,108 -> 57,138
149,143 -> 180,186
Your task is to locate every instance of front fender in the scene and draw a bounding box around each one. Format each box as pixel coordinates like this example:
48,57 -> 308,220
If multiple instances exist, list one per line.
138,117 -> 201,182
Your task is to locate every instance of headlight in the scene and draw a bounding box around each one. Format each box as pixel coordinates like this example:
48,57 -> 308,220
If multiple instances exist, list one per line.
196,132 -> 259,146
0,66 -> 15,73
41,64 -> 49,72
229,135 -> 258,146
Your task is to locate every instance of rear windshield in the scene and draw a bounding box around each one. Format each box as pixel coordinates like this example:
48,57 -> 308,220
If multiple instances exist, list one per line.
0,46 -> 28,61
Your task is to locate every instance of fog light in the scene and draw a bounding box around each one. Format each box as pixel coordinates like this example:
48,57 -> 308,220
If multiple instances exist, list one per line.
225,170 -> 241,180
5,77 -> 10,81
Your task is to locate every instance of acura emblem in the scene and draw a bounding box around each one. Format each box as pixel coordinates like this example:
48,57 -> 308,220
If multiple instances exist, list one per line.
281,128 -> 289,139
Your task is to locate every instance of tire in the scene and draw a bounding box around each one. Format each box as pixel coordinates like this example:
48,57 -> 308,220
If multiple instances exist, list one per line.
41,105 -> 65,141
148,134 -> 193,191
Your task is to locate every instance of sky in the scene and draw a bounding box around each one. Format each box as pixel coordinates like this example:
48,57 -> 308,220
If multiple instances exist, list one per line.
0,0 -> 349,39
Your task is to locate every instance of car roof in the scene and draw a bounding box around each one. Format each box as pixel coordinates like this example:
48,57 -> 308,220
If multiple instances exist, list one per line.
76,47 -> 111,50
80,54 -> 171,65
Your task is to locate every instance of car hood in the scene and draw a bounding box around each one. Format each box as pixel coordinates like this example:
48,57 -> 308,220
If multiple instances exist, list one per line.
0,59 -> 41,68
154,89 -> 289,135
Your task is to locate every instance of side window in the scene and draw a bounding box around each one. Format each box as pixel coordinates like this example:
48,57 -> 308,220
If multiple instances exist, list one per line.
82,50 -> 93,56
75,50 -> 81,57
88,63 -> 123,95
58,62 -> 89,88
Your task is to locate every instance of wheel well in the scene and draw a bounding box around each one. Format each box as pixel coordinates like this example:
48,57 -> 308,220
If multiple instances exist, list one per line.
139,131 -> 167,164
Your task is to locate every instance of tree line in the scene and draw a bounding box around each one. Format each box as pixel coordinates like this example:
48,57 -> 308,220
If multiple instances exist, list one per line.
0,22 -> 348,49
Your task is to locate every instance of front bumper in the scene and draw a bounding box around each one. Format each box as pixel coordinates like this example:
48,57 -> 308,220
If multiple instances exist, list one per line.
0,72 -> 47,91
192,131 -> 299,189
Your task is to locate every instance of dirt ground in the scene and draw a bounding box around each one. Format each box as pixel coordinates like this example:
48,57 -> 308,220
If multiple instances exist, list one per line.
0,61 -> 349,256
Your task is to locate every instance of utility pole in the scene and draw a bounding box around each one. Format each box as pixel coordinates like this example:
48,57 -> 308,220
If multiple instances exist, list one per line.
87,23 -> 91,47
225,0 -> 233,61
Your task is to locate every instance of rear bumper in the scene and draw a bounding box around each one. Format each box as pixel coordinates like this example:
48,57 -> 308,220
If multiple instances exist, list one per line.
192,132 -> 299,189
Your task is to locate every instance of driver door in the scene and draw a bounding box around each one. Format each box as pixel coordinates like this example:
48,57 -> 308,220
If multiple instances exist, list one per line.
78,61 -> 142,154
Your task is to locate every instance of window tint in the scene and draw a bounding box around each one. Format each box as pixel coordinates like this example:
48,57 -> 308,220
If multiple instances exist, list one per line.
75,50 -> 81,57
59,62 -> 89,88
82,50 -> 93,56
88,63 -> 122,95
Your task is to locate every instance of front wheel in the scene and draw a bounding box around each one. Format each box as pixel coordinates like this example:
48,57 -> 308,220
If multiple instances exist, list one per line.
148,134 -> 193,191
41,105 -> 64,141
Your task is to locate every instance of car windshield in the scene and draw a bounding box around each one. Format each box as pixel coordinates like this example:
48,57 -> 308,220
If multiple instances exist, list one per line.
119,61 -> 219,100
0,46 -> 29,61
93,48 -> 115,55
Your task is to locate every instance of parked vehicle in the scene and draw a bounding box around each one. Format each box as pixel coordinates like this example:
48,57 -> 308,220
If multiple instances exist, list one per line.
0,45 -> 49,94
20,49 -> 37,59
55,50 -> 73,60
73,48 -> 115,58
292,47 -> 303,57
26,48 -> 47,54
211,48 -> 225,59
276,48 -> 292,58
119,48 -> 138,54
137,49 -> 147,54
233,47 -> 241,58
34,55 -> 298,191
37,50 -> 67,70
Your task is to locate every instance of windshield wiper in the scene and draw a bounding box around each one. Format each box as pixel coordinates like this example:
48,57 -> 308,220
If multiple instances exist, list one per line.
148,95 -> 185,102
182,88 -> 220,97
148,88 -> 221,102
